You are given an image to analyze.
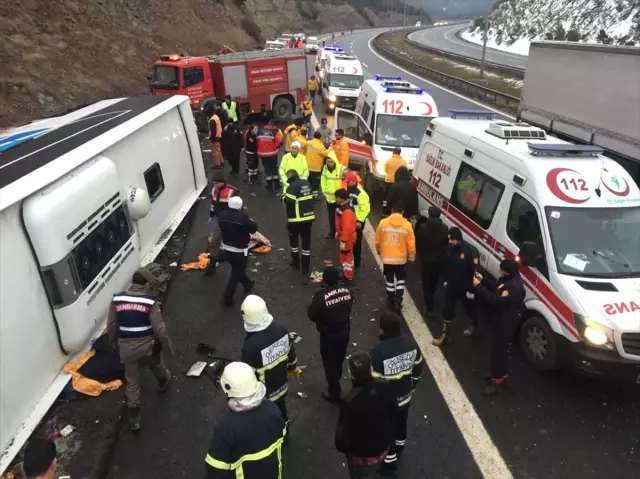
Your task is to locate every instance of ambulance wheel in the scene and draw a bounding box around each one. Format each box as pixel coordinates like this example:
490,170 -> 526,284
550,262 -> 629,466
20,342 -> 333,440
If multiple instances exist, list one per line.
519,316 -> 559,371
272,98 -> 293,122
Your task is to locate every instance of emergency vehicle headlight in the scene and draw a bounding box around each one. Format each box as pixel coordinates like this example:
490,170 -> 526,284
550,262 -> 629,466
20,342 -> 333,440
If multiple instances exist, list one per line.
576,315 -> 615,350
329,103 -> 335,109
328,93 -> 336,102
168,54 -> 180,61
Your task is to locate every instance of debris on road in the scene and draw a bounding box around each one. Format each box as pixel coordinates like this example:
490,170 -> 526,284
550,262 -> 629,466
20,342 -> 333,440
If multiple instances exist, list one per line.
181,253 -> 210,271
370,318 -> 375,322
186,362 -> 208,377
297,392 -> 308,399
310,271 -> 323,282
169,262 -> 178,267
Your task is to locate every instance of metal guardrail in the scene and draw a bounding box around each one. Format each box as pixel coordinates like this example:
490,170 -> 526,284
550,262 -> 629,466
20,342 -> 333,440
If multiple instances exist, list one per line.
372,31 -> 521,113
405,29 -> 526,77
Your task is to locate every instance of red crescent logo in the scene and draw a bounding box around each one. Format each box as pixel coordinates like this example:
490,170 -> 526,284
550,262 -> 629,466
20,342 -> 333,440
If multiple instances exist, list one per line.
602,175 -> 630,197
417,102 -> 433,116
546,168 -> 591,204
352,66 -> 358,74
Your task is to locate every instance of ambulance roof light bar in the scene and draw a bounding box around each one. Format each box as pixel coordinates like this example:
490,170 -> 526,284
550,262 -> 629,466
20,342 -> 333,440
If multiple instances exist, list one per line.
384,85 -> 425,95
449,109 -> 496,120
374,75 -> 402,81
324,46 -> 344,53
527,143 -> 604,157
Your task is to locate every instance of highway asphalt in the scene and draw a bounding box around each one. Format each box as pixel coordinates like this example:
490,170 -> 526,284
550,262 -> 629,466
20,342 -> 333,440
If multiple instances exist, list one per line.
107,30 -> 638,479
408,24 -> 529,71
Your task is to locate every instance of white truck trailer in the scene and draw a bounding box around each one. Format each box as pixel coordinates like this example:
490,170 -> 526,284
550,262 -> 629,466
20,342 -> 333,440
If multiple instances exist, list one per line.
517,41 -> 640,185
0,95 -> 207,472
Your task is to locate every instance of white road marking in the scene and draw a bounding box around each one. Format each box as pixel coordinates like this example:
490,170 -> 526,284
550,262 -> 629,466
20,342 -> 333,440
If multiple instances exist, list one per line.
310,106 -> 513,478
366,37 -> 516,120
361,222 -> 513,479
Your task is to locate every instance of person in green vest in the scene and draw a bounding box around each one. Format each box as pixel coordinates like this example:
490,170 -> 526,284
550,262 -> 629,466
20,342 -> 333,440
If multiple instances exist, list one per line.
222,94 -> 239,123
320,151 -> 345,238
279,141 -> 309,189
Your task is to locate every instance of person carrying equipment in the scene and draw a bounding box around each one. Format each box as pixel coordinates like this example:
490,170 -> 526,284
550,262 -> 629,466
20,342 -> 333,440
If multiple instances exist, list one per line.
371,312 -> 423,473
279,141 -> 309,189
334,189 -> 357,282
107,268 -> 173,432
204,362 -> 287,479
321,151 -> 345,238
375,203 -> 416,312
240,295 -> 300,423
283,169 -> 315,274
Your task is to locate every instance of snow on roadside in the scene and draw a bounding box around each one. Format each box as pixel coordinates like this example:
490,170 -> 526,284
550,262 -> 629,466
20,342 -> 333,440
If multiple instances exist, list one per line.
461,29 -> 531,56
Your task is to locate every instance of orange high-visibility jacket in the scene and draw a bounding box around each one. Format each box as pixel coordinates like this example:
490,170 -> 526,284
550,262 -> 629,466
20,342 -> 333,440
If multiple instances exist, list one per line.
375,213 -> 416,265
332,137 -> 350,167
384,154 -> 407,183
336,203 -> 357,244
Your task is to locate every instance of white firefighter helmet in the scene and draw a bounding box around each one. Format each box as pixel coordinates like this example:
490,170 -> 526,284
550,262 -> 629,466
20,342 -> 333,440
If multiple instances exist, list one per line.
241,294 -> 269,326
220,362 -> 259,398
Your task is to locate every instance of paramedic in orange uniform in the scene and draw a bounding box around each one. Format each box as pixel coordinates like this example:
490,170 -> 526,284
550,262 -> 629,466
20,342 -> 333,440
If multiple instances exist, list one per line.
332,129 -> 350,167
334,189 -> 357,282
209,102 -> 224,168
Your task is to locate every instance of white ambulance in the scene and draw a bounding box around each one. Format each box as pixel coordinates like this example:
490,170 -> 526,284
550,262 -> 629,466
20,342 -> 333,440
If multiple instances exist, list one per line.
413,110 -> 640,381
315,46 -> 344,84
334,76 -> 438,192
321,54 -> 364,112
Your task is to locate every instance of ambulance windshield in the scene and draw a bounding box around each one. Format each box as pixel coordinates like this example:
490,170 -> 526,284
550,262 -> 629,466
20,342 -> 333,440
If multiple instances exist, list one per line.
375,115 -> 431,149
545,206 -> 640,278
327,74 -> 363,89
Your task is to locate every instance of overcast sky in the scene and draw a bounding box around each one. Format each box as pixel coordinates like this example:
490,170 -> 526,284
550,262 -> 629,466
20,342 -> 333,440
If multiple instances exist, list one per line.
408,0 -> 494,19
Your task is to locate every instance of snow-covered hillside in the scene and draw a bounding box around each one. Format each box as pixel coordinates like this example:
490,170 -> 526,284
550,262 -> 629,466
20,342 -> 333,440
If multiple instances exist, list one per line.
463,0 -> 640,54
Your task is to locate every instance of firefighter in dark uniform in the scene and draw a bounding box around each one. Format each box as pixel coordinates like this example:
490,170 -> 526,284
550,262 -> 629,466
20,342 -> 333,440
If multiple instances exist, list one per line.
307,266 -> 354,403
107,268 -> 173,432
205,170 -> 239,276
433,227 -> 480,347
283,169 -> 315,274
240,295 -> 300,424
205,361 -> 287,478
370,312 -> 423,473
473,258 -> 526,396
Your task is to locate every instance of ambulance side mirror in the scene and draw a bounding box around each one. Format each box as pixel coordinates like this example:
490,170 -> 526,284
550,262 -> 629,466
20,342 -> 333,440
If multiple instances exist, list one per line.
518,241 -> 539,267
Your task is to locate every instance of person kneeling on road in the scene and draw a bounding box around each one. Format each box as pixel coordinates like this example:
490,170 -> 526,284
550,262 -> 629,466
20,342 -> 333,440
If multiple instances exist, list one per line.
241,295 -> 300,425
371,312 -> 423,474
108,268 -> 173,432
307,266 -> 354,403
217,196 -> 257,306
205,362 -> 287,479
472,258 -> 525,397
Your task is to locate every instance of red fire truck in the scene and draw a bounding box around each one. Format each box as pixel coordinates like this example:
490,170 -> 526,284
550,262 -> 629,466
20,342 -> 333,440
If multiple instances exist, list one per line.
149,49 -> 309,128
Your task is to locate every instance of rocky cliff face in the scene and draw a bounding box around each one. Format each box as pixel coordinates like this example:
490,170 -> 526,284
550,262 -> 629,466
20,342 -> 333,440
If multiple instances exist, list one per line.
0,0 -> 424,127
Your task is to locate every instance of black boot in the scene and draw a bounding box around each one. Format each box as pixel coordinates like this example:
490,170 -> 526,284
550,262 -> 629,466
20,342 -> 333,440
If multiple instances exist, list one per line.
481,381 -> 505,397
156,370 -> 171,393
244,279 -> 255,294
290,253 -> 300,269
265,178 -> 272,190
301,255 -> 310,275
203,256 -> 217,276
128,407 -> 141,433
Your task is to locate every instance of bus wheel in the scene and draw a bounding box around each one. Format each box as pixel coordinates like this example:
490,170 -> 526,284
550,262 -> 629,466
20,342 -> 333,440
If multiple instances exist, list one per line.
519,316 -> 560,371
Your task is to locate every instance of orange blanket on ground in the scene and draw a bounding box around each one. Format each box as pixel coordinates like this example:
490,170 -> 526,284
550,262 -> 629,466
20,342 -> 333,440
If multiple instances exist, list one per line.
63,350 -> 122,397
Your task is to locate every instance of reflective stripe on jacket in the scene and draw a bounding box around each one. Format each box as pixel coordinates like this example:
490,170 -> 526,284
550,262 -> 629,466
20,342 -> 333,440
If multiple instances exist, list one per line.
346,185 -> 370,223
320,163 -> 344,203
112,293 -> 155,339
222,101 -> 238,122
205,401 -> 286,479
279,153 -> 309,188
283,178 -> 315,223
375,213 -> 416,264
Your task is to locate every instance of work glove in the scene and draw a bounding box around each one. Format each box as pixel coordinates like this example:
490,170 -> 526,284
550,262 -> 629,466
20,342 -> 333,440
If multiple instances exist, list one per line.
207,217 -> 213,228
466,291 -> 475,300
